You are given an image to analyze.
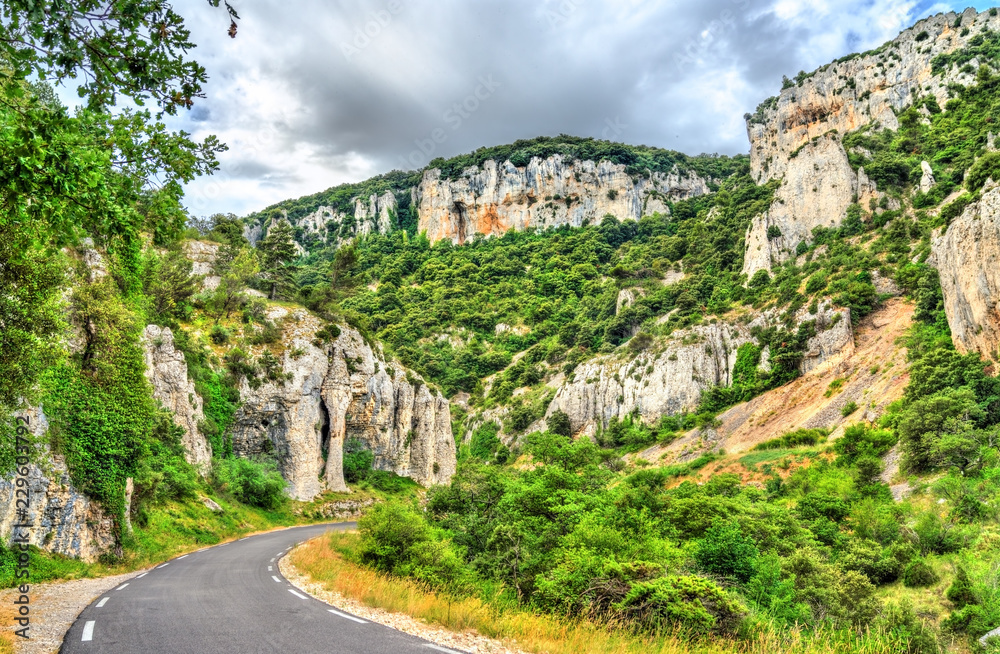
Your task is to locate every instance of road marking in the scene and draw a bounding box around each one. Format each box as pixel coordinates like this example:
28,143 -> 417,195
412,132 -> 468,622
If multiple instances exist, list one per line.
81,621 -> 95,641
272,576 -> 281,583
267,566 -> 272,571
424,645 -> 463,654
137,573 -> 148,578
270,558 -> 275,563
96,598 -> 109,608
177,554 -> 188,559
157,563 -> 169,569
115,583 -> 129,591
328,609 -> 367,624
288,589 -> 307,599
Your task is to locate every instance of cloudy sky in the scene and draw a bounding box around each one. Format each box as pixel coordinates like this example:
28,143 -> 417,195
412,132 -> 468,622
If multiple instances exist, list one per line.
153,0 -> 992,217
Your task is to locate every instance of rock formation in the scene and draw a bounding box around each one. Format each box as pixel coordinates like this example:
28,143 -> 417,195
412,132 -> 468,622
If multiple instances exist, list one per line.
546,302 -> 851,436
742,7 -> 998,276
248,191 -> 397,251
229,310 -> 455,501
931,183 -> 1000,357
142,325 -> 213,470
0,408 -> 115,561
415,155 -> 708,244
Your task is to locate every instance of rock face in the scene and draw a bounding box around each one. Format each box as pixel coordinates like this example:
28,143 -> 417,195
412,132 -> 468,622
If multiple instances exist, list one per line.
742,135 -> 859,277
547,302 -> 852,435
415,155 -> 709,244
230,311 -> 455,501
182,240 -> 221,290
0,408 -> 115,561
249,192 -> 397,252
931,184 -> 1000,357
742,7 -> 998,276
141,325 -> 212,470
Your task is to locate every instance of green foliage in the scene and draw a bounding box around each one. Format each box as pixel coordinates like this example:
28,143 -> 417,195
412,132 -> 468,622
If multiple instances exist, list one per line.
613,575 -> 745,635
694,520 -> 759,583
966,151 -> 1000,191
834,424 -> 897,464
547,410 -> 572,437
256,218 -> 299,300
901,559 -> 939,588
754,428 -> 828,451
343,438 -> 375,483
212,457 -> 287,510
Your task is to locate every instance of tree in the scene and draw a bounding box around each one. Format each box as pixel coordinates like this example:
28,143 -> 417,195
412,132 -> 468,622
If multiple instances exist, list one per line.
257,219 -> 299,300
143,249 -> 201,320
330,244 -> 359,294
209,248 -> 259,319
897,388 -> 979,472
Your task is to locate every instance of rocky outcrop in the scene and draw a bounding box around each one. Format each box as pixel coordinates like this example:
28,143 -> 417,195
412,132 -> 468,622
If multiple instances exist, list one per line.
931,184 -> 1000,356
141,325 -> 212,470
0,408 -> 115,561
547,302 -> 852,435
742,135 -> 858,277
415,155 -> 709,244
230,311 -> 455,501
742,7 -> 999,276
182,240 -> 221,290
250,192 -> 397,252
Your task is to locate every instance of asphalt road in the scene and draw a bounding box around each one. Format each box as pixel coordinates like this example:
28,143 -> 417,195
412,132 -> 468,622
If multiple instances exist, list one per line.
59,523 -> 465,654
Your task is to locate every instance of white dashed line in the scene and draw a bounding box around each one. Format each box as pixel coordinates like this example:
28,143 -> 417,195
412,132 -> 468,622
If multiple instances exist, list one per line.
288,589 -> 307,599
81,621 -> 95,642
271,576 -> 281,583
157,563 -> 169,569
424,645 -> 463,654
270,558 -> 275,563
177,555 -> 188,559
115,583 -> 129,591
137,573 -> 148,578
328,609 -> 366,624
267,566 -> 272,571
96,598 -> 109,608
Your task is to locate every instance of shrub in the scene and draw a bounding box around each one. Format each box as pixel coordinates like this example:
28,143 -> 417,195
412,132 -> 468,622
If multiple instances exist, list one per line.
213,457 -> 287,510
966,151 -> 1000,191
902,559 -> 939,587
694,520 -> 759,583
209,324 -> 230,345
946,565 -> 978,608
612,575 -> 745,635
753,428 -> 827,450
841,401 -> 859,417
766,225 -> 782,239
547,410 -> 572,437
343,438 -> 374,483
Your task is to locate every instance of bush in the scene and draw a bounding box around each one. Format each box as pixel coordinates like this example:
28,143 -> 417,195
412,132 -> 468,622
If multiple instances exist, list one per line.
946,565 -> 978,608
613,575 -> 745,635
213,457 -> 287,510
210,324 -> 230,345
694,520 -> 759,583
547,410 -> 572,437
966,152 -> 1000,191
343,438 -> 375,483
841,401 -> 859,417
902,559 -> 939,588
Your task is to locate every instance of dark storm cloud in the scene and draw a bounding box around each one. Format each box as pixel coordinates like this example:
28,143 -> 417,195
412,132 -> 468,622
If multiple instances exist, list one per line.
170,0 -> 958,215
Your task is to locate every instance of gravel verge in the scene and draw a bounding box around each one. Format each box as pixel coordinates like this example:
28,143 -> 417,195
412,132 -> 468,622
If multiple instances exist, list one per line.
280,543 -> 529,654
1,570 -> 145,654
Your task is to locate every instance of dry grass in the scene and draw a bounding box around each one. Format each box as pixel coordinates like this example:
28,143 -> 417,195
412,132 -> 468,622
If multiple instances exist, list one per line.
291,532 -> 907,654
0,603 -> 19,654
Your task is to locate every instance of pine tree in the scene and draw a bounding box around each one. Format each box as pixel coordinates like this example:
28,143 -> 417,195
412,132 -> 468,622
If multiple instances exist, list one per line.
258,219 -> 299,300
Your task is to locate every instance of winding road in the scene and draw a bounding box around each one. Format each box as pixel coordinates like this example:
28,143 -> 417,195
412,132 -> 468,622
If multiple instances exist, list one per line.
59,523 -> 466,654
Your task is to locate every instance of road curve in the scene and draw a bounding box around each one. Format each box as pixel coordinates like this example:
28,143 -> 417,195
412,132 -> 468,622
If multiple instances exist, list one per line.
59,523 -> 466,654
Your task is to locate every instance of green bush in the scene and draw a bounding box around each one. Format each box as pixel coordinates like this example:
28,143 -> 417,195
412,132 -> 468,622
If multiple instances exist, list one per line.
841,401 -> 859,417
902,559 -> 939,588
694,520 -> 759,583
209,324 -> 230,344
613,575 -> 745,635
213,457 -> 287,510
966,152 -> 1000,191
547,410 -> 572,437
343,438 -> 374,483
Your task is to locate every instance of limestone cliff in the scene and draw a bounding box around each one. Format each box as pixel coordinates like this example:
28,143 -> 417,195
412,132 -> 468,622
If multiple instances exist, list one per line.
247,191 -> 397,250
931,183 -> 1000,356
229,309 -> 455,501
415,155 -> 708,244
0,408 -> 115,561
546,302 -> 851,436
742,7 -> 998,276
142,325 -> 213,470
